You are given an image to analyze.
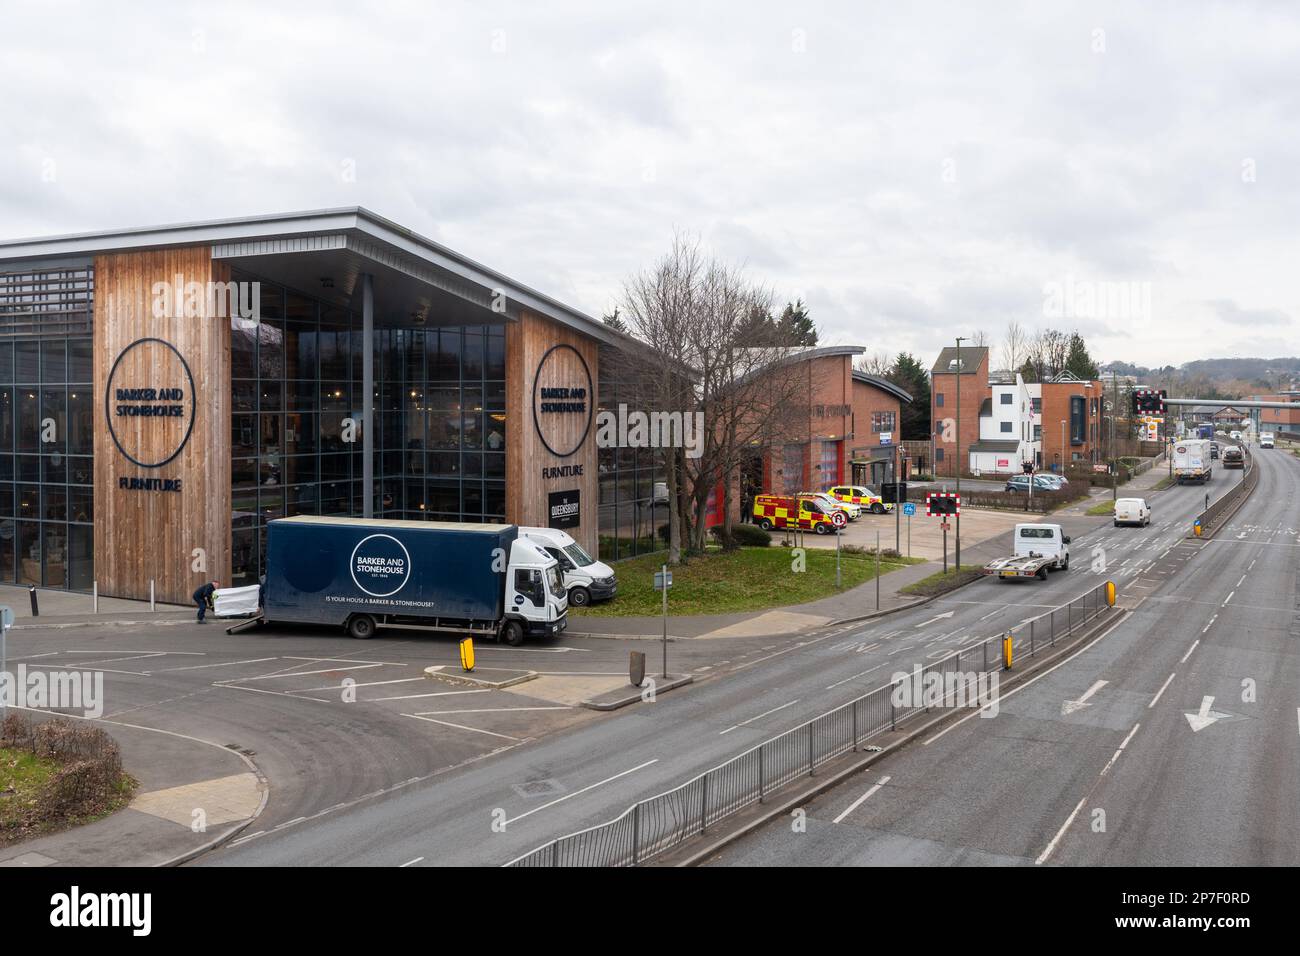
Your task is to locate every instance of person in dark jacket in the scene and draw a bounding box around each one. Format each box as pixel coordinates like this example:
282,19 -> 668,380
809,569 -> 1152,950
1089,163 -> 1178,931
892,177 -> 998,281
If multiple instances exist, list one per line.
193,581 -> 218,622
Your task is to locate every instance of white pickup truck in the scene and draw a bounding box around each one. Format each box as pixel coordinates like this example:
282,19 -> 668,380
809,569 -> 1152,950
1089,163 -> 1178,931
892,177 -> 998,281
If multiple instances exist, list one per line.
983,523 -> 1071,581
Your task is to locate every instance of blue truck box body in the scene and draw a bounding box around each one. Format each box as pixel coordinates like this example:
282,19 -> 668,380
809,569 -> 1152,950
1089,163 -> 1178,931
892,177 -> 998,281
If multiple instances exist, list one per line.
263,516 -> 516,627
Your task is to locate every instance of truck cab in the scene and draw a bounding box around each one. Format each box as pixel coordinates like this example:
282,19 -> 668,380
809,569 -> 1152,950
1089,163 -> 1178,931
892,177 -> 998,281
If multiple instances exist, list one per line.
1014,523 -> 1070,564
520,526 -> 617,607
503,538 -> 569,643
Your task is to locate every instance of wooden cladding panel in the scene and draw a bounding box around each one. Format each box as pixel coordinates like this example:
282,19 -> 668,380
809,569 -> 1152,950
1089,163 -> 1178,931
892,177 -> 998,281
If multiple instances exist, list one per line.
93,247 -> 231,605
505,310 -> 599,554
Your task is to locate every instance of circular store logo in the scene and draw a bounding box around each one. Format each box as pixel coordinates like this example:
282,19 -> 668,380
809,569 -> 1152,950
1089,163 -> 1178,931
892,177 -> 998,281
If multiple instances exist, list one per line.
104,338 -> 197,469
532,343 -> 593,459
349,534 -> 412,598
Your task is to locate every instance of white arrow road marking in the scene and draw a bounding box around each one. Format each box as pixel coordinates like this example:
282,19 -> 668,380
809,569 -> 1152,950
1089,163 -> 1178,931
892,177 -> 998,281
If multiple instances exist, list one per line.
1061,679 -> 1108,716
1185,696 -> 1233,732
914,611 -> 955,628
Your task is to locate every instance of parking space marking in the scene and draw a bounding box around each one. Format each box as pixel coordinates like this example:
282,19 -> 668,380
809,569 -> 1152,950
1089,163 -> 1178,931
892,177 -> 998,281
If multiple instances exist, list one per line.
500,758 -> 659,827
401,714 -> 523,741
150,657 -> 279,673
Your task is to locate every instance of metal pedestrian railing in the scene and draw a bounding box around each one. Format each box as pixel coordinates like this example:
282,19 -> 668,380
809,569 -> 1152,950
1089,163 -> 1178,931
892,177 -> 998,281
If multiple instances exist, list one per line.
1191,447 -> 1256,538
506,579 -> 1117,867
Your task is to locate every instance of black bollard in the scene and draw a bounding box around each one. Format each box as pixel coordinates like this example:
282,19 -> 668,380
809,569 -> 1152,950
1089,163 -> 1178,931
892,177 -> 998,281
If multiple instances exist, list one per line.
29,585 -> 38,617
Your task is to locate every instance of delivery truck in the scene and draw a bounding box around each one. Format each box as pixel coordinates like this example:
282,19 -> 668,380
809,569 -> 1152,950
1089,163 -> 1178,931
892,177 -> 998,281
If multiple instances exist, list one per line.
1172,438 -> 1212,484
242,516 -> 568,644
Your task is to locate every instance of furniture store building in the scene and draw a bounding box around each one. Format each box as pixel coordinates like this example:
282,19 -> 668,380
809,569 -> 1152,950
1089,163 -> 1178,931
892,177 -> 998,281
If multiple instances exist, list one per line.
0,207 -> 910,605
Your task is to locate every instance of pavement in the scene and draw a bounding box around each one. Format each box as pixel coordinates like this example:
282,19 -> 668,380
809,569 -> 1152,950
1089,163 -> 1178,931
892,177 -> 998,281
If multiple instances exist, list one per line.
0,715 -> 265,867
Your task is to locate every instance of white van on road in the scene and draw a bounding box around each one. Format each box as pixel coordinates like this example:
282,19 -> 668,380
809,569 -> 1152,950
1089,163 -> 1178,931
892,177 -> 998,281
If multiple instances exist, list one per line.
1260,432 -> 1275,449
520,527 -> 617,607
1114,497 -> 1151,527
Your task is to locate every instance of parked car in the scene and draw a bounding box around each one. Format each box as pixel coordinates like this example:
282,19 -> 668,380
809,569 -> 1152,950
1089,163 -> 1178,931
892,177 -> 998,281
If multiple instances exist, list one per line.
1036,474 -> 1069,489
1004,474 -> 1060,493
803,491 -> 861,520
1114,497 -> 1151,527
826,485 -> 890,514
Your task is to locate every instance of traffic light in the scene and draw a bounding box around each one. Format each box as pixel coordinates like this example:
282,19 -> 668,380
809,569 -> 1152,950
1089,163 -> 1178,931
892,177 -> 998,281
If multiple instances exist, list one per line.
1132,388 -> 1166,415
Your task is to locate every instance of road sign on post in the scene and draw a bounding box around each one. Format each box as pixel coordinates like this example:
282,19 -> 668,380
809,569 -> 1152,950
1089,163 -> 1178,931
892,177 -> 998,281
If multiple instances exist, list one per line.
903,501 -> 916,557
0,605 -> 11,719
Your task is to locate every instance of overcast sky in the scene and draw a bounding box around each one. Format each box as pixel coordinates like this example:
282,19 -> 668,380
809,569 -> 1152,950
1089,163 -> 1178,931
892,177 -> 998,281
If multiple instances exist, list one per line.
2,0 -> 1297,368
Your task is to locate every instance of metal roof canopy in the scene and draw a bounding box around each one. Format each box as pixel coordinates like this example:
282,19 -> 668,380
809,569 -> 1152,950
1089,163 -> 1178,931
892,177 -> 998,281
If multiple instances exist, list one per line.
0,207 -> 632,344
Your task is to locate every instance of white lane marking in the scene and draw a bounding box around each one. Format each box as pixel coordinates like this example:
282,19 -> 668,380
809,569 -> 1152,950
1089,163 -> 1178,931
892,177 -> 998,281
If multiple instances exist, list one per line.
287,677 -> 429,693
1201,613 -> 1217,634
1148,672 -> 1177,708
720,699 -> 801,735
1036,797 -> 1087,866
1222,591 -> 1234,606
1296,708 -> 1300,737
832,775 -> 892,824
501,758 -> 660,827
923,613 -> 1128,746
914,611 -> 955,628
401,714 -> 522,740
281,655 -> 409,665
372,689 -> 490,702
1181,640 -> 1200,663
213,683 -> 331,703
400,857 -> 423,867
474,646 -> 578,654
1236,575 -> 1246,587
412,707 -> 570,715
72,653 -> 168,666
150,657 -> 279,673
1249,559 -> 1257,570
0,651 -> 60,662
1100,721 -> 1142,776
826,664 -> 885,690
221,663 -> 387,682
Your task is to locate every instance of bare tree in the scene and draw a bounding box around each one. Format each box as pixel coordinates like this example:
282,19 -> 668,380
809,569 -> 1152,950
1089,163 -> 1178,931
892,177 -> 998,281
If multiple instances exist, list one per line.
1001,320 -> 1027,375
854,350 -> 893,377
971,329 -> 990,348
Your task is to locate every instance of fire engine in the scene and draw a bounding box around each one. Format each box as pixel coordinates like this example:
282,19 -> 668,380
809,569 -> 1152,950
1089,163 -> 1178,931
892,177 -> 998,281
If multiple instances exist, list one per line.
752,493 -> 845,534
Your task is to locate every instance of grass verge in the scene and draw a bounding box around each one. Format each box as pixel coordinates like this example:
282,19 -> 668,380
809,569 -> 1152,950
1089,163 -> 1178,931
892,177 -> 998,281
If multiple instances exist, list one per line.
898,564 -> 985,597
570,545 -> 923,617
1085,500 -> 1117,516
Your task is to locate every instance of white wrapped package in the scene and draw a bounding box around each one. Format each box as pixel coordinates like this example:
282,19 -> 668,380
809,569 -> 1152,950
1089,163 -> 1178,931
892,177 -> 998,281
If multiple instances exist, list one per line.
213,584 -> 261,618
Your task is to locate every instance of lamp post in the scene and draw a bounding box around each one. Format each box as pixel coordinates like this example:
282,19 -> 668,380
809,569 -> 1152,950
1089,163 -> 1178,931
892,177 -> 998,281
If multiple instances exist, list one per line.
1060,419 -> 1067,474
954,336 -> 966,572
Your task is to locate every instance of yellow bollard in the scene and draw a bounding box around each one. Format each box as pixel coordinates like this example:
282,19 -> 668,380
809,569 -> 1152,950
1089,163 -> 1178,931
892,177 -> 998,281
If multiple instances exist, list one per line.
1002,634 -> 1013,670
1105,581 -> 1117,607
459,637 -> 475,673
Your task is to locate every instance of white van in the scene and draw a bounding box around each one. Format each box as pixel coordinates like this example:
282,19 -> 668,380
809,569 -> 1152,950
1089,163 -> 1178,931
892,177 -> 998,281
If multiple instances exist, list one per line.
1114,497 -> 1151,527
1260,432 -> 1275,449
519,527 -> 617,607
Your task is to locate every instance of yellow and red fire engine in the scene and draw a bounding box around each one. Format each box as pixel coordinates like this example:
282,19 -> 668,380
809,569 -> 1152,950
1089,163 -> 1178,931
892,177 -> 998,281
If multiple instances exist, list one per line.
752,493 -> 846,534
826,485 -> 891,514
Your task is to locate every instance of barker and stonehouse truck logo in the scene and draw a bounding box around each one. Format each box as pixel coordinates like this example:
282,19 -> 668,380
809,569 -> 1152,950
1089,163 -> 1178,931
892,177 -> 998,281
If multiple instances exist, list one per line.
105,338 -> 196,491
350,534 -> 412,597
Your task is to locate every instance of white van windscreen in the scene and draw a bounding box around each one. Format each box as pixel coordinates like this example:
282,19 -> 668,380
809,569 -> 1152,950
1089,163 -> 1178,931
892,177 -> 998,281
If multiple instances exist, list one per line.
1019,528 -> 1055,539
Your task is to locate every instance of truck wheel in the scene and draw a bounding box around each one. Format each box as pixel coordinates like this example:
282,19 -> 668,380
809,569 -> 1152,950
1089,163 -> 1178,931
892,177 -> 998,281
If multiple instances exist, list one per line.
1114,520 -> 1120,527
347,615 -> 376,640
569,586 -> 591,607
501,620 -> 525,646
871,503 -> 886,514
759,518 -> 773,530
1037,567 -> 1048,581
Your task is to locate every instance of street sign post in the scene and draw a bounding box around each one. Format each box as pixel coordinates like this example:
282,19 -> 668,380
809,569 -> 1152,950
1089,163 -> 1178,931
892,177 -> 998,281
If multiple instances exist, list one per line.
654,566 -> 673,678
902,501 -> 916,558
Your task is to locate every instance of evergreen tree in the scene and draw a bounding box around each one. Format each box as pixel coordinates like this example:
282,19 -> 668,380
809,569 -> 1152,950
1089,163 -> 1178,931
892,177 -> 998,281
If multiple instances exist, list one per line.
775,299 -> 817,346
602,308 -> 628,334
1064,332 -> 1100,380
886,352 -> 931,440
1018,359 -> 1038,383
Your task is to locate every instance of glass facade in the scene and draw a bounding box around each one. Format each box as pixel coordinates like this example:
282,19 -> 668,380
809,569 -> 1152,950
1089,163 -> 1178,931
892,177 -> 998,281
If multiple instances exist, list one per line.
597,370 -> 668,560
0,268 -> 95,590
230,272 -> 507,586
